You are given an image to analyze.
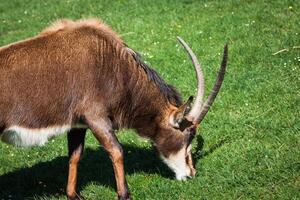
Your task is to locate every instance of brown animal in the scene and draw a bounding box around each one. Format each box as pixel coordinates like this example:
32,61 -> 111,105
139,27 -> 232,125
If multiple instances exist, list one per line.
0,19 -> 228,200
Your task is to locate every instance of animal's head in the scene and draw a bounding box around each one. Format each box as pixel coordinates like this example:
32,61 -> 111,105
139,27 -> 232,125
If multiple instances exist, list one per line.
155,37 -> 228,180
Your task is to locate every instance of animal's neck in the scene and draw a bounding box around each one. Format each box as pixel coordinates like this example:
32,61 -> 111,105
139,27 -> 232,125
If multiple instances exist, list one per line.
115,69 -> 169,131
110,56 -> 170,133
100,45 -> 182,136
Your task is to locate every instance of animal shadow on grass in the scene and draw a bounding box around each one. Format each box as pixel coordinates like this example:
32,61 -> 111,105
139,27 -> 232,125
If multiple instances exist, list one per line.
0,144 -> 172,199
0,136 -> 226,199
193,135 -> 228,163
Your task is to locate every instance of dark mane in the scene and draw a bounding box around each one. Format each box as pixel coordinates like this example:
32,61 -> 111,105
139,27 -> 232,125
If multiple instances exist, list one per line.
130,49 -> 182,106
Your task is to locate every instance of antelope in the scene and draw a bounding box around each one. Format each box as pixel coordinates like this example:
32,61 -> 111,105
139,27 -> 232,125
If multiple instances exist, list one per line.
0,19 -> 228,200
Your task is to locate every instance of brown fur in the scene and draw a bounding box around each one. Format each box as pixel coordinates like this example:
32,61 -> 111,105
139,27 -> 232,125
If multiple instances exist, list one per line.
0,19 -> 193,199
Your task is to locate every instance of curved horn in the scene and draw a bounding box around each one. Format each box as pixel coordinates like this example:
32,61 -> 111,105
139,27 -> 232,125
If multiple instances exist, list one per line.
194,44 -> 228,124
177,37 -> 205,122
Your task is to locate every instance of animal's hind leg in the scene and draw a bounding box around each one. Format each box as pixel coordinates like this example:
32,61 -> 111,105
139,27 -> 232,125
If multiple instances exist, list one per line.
66,128 -> 86,200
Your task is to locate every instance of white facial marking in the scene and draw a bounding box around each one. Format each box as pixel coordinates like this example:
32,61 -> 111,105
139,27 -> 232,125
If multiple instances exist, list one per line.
187,144 -> 192,154
160,147 -> 191,180
0,125 -> 71,147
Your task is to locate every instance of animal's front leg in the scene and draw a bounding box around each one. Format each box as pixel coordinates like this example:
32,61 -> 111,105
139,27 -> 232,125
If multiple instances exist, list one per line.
86,116 -> 130,200
66,128 -> 86,200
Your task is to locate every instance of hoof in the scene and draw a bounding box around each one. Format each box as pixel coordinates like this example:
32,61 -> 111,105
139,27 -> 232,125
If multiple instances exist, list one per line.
118,194 -> 131,200
118,197 -> 131,200
67,193 -> 85,200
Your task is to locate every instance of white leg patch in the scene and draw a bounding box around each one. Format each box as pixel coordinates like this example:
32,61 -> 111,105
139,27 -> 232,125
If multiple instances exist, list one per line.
0,125 -> 71,147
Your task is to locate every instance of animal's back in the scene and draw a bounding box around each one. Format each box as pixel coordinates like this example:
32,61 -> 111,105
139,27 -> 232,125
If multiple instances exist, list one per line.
0,19 -> 125,146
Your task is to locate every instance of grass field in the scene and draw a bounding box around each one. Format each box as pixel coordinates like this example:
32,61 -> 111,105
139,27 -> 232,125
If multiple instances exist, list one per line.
0,0 -> 299,199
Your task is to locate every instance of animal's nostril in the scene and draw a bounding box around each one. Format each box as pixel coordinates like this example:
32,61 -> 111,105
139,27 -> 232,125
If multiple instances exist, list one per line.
190,168 -> 196,177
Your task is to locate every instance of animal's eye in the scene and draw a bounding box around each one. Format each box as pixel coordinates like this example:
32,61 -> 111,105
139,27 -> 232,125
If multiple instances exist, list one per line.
185,154 -> 189,163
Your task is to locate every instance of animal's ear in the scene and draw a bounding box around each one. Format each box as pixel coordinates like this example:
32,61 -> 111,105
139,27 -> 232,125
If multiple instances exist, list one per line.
169,96 -> 193,128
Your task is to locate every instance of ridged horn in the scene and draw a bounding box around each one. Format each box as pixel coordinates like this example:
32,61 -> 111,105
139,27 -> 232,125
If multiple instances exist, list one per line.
177,37 -> 205,122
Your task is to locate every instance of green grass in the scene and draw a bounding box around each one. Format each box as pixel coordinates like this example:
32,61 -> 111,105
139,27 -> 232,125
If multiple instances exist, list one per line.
0,0 -> 299,199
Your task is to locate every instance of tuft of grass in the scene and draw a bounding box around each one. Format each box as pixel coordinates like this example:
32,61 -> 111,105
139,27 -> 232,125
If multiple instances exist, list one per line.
0,0 -> 299,199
